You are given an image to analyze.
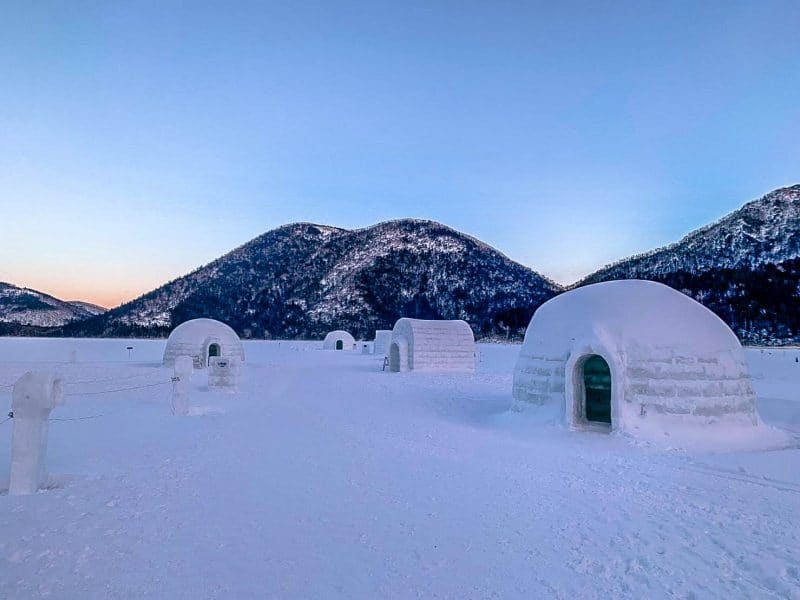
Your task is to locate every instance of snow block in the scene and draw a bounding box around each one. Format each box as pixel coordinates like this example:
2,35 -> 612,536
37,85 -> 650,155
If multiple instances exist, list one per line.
372,330 -> 392,356
208,356 -> 239,392
9,371 -> 64,496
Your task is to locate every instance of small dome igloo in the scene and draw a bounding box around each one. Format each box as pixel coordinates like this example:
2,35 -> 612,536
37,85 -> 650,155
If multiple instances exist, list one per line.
323,330 -> 356,350
163,318 -> 245,369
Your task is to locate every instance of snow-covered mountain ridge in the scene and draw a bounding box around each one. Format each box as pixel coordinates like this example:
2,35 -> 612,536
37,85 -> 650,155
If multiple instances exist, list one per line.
64,219 -> 561,339
580,185 -> 800,344
582,185 -> 800,283
0,282 -> 106,327
10,185 -> 800,343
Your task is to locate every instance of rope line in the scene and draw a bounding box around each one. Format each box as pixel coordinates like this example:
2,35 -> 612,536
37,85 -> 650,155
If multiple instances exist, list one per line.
0,410 -> 110,424
64,380 -> 172,397
2,373 -> 166,391
50,414 -> 106,422
65,373 -> 158,385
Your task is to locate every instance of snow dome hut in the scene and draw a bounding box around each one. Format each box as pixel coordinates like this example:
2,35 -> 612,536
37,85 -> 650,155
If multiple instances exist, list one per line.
373,330 -> 392,356
163,318 -> 245,369
387,318 -> 475,373
512,280 -> 760,439
323,330 -> 356,350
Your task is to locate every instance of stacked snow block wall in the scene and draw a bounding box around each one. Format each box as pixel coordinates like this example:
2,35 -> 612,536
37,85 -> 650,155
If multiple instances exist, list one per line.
390,318 -> 475,372
512,351 -> 566,405
513,347 -> 758,421
622,349 -> 757,419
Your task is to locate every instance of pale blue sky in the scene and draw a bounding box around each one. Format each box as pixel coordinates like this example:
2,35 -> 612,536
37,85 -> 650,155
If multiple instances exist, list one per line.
1,1 -> 798,306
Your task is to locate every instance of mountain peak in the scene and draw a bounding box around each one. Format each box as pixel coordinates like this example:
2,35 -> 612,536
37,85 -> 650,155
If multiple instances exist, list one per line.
63,219 -> 560,339
0,282 -> 107,327
581,185 -> 800,285
579,184 -> 800,344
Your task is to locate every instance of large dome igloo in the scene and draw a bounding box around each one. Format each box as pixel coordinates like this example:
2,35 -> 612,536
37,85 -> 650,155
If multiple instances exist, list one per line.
163,318 -> 245,369
513,280 -> 760,440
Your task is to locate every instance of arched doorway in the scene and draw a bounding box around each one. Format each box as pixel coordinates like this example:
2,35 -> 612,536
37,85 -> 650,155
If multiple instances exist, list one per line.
582,355 -> 611,423
335,340 -> 343,350
208,343 -> 221,360
388,342 -> 400,372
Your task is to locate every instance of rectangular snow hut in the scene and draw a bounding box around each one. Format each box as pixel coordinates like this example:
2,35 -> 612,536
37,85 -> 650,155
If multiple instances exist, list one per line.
387,318 -> 475,373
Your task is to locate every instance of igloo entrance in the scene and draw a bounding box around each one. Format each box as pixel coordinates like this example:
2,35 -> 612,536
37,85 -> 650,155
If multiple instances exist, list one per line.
389,343 -> 401,372
582,355 -> 611,424
388,340 -> 410,372
336,340 -> 343,350
208,343 -> 220,360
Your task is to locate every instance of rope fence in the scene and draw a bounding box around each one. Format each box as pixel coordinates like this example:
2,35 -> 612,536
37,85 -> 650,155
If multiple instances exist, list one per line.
65,372 -> 158,386
50,414 -> 108,422
1,368 -> 201,494
0,375 -> 179,425
1,373 -> 172,394
65,379 -> 172,397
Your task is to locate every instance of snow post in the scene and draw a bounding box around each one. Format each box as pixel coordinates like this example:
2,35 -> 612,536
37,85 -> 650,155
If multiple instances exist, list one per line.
9,371 -> 64,496
208,356 -> 239,392
172,356 -> 193,416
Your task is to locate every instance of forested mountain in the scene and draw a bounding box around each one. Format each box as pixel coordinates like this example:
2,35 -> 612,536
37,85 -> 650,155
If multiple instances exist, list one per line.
583,185 -> 800,281
61,219 -> 561,340
9,185 -> 800,345
580,185 -> 800,344
0,282 -> 106,327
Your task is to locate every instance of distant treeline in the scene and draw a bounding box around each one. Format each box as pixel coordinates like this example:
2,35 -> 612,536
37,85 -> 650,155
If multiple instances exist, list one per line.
599,258 -> 800,346
5,261 -> 800,346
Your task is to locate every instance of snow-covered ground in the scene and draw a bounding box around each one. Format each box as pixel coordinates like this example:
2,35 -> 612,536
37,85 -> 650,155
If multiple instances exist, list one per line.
0,339 -> 798,598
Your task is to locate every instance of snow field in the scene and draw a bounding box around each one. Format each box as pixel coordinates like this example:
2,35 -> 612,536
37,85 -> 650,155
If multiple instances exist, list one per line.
0,338 -> 798,598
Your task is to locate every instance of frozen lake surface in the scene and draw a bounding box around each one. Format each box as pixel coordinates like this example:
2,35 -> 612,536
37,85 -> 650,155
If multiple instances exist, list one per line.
0,338 -> 798,598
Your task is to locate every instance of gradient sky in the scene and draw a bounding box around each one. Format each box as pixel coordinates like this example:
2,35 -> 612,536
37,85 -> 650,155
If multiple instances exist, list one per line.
1,1 -> 799,308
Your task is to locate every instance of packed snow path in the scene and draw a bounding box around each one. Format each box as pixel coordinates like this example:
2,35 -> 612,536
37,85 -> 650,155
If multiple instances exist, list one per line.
0,339 -> 798,598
